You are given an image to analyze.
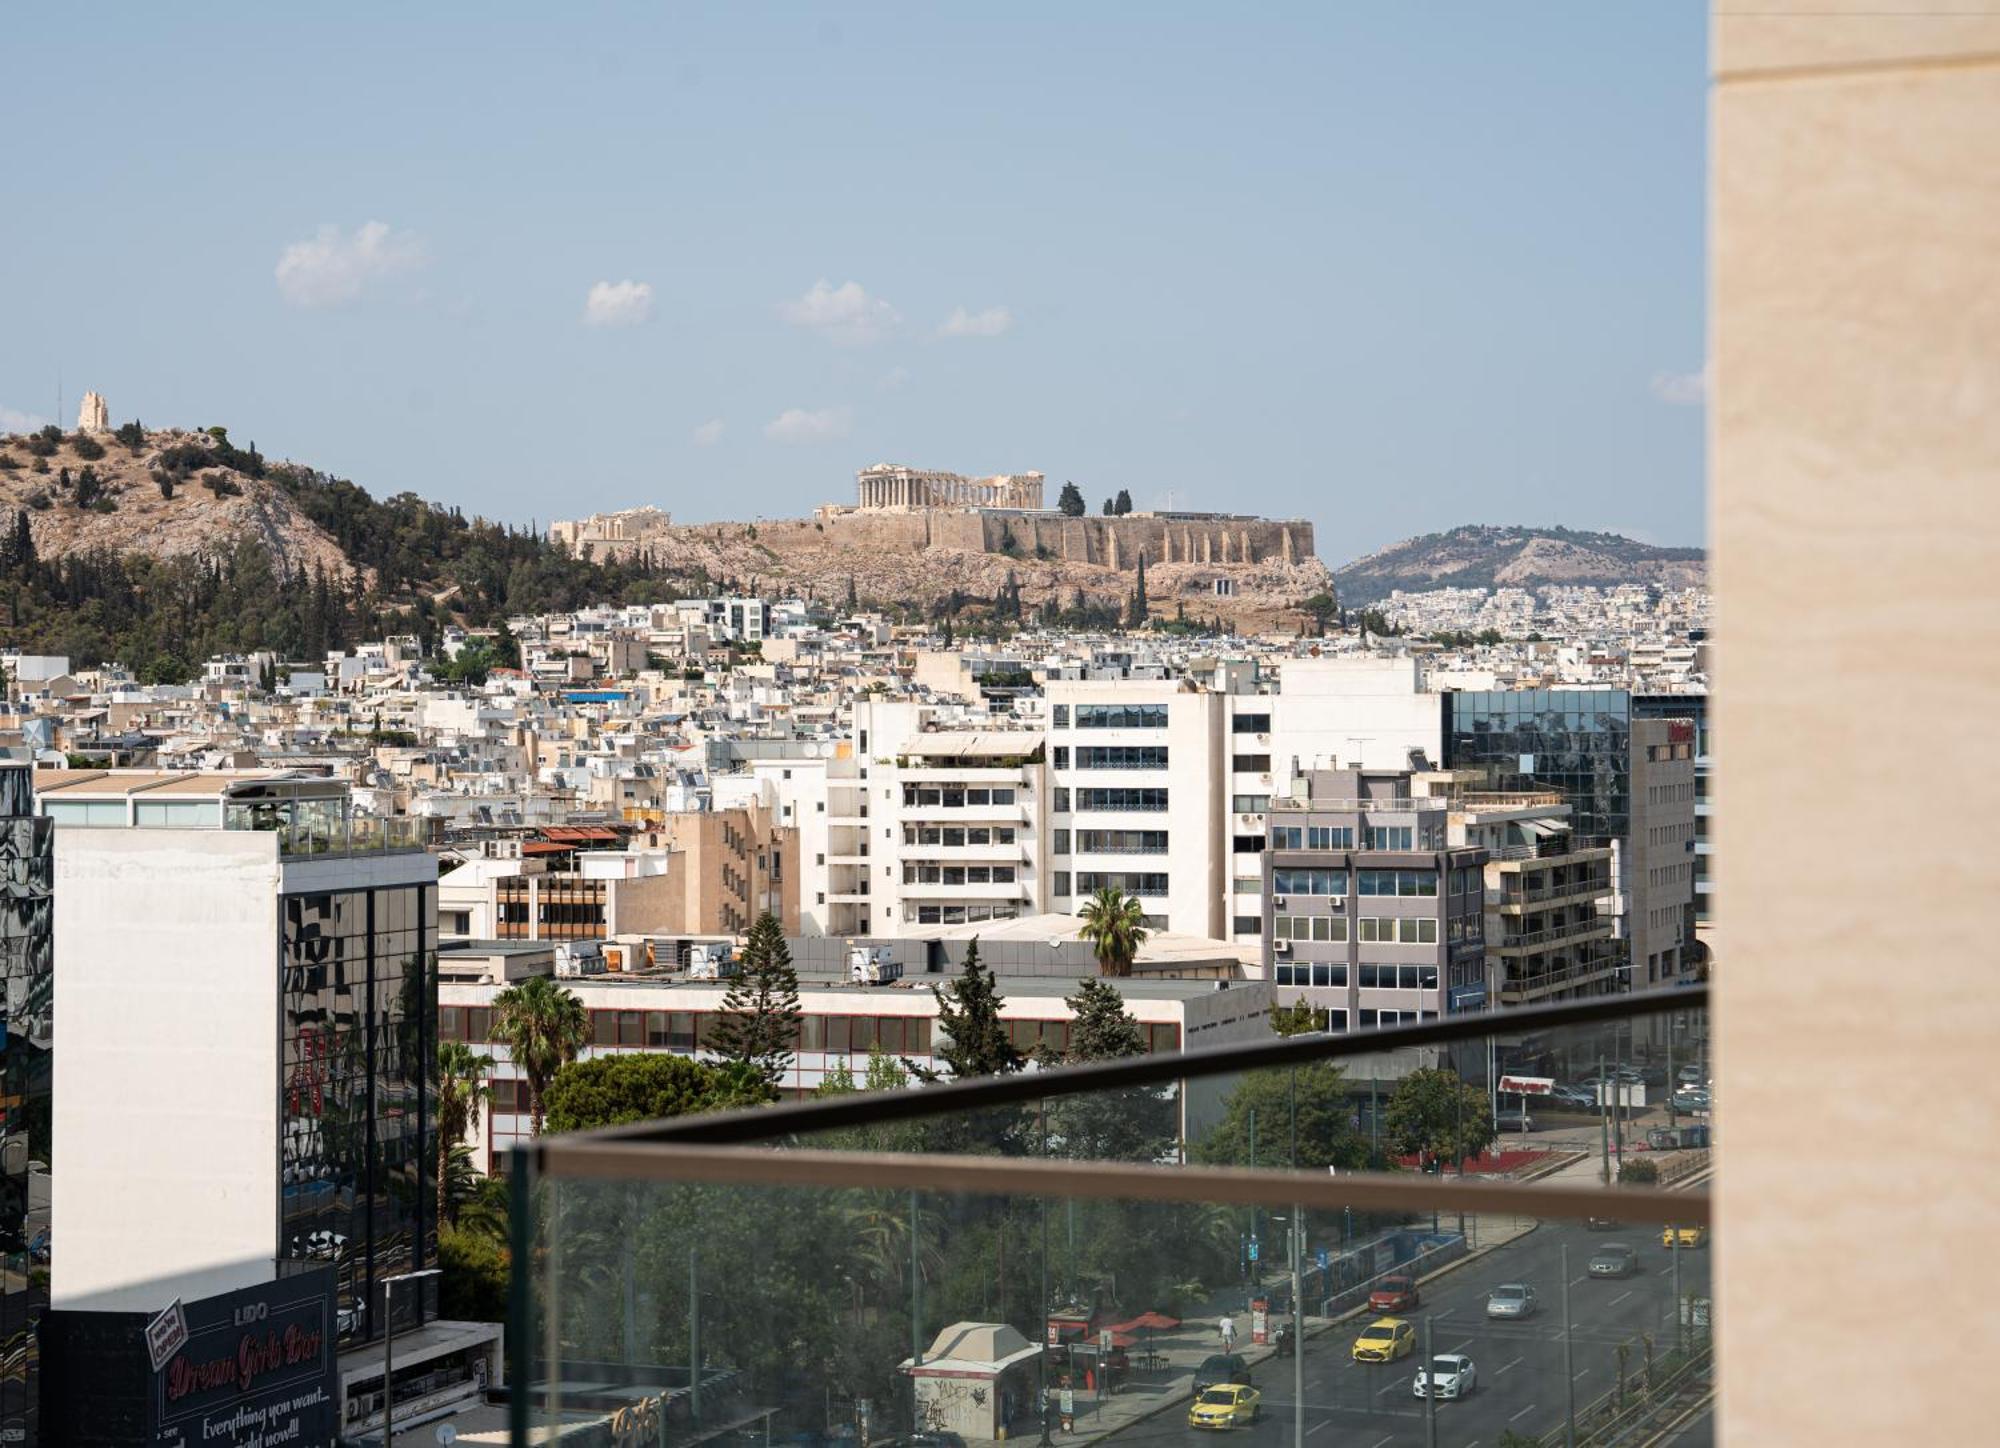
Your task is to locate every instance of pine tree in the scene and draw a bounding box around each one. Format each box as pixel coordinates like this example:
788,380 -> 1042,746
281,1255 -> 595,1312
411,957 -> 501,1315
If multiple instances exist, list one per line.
1114,488 -> 1133,515
1057,481 -> 1086,517
708,911 -> 802,1087
1102,497 -> 1115,515
1127,552 -> 1150,627
1046,978 -> 1174,1163
931,940 -> 1023,1079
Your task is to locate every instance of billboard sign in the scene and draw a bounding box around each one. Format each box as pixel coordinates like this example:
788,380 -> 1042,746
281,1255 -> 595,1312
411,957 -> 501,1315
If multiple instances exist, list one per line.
145,1298 -> 189,1373
1498,1075 -> 1554,1096
155,1272 -> 336,1448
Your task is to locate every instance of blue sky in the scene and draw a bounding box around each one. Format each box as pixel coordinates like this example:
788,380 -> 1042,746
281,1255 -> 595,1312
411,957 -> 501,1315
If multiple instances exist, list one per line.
0,3 -> 1706,560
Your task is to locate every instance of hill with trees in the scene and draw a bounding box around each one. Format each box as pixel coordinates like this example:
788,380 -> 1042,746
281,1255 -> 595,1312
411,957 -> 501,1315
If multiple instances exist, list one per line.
1333,525 -> 1706,605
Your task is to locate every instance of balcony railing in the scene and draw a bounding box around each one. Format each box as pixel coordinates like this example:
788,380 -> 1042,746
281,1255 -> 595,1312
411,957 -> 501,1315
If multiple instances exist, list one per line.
510,990 -> 1714,1448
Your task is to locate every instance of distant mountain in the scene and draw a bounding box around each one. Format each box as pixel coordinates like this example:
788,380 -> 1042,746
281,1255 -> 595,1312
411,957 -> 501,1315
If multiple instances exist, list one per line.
1333,525 -> 1706,606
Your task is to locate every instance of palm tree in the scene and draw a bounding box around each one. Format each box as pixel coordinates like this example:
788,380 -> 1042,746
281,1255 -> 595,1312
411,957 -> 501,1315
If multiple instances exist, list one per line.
490,975 -> 588,1137
436,1040 -> 494,1226
1077,887 -> 1148,978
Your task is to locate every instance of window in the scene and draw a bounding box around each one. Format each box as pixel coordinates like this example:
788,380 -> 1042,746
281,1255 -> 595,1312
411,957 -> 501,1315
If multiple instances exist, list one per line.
1053,788 -> 1071,812
1232,754 -> 1272,774
1358,870 -> 1437,897
1078,829 -> 1169,854
1076,745 -> 1169,770
1052,704 -> 1069,728
1270,826 -> 1301,849
1232,713 -> 1271,734
1053,746 -> 1070,769
1308,826 -> 1355,850
1232,795 -> 1271,813
1362,825 -> 1414,851
1075,871 -> 1169,896
1053,829 -> 1071,855
1233,915 -> 1260,935
1052,871 -> 1072,897
1327,1008 -> 1349,1032
1075,702 -> 1168,729
1271,868 -> 1345,896
1076,787 -> 1168,811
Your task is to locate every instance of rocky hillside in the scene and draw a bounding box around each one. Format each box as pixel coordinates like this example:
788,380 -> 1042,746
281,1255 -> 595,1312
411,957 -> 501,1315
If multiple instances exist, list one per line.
1333,525 -> 1705,605
0,424 -> 355,580
621,516 -> 1335,633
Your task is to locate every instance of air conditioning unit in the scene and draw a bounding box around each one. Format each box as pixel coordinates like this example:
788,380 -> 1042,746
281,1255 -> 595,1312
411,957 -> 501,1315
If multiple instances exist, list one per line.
1272,895 -> 1286,907
1273,940 -> 1292,954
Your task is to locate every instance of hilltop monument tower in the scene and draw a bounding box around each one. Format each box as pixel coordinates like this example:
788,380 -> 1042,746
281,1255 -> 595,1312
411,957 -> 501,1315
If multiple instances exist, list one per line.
76,391 -> 108,434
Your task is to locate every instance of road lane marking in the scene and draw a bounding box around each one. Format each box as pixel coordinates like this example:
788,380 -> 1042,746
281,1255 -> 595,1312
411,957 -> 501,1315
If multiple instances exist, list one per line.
1509,1403 -> 1539,1422
1447,1338 -> 1473,1354
1377,1380 -> 1407,1398
1495,1357 -> 1524,1376
1609,1290 -> 1634,1306
1370,1437 -> 1395,1448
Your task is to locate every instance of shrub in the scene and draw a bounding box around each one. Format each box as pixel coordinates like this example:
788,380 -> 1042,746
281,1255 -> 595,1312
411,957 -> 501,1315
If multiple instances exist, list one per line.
69,433 -> 105,461
114,420 -> 145,449
1618,1157 -> 1661,1185
201,473 -> 244,499
0,454 -> 16,472
23,434 -> 56,459
154,471 -> 175,499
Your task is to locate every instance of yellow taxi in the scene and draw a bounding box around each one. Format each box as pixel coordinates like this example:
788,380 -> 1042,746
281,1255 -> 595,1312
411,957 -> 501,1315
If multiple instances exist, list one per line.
1187,1384 -> 1262,1430
1351,1317 -> 1417,1363
1661,1224 -> 1709,1248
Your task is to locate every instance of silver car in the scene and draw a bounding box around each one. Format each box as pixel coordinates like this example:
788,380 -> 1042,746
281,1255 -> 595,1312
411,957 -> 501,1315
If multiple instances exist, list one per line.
1588,1243 -> 1639,1278
1486,1283 -> 1538,1319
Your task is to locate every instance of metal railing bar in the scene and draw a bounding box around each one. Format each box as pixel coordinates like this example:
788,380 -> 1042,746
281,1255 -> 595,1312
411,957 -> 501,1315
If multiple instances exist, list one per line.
545,986 -> 1705,1149
532,1142 -> 1710,1224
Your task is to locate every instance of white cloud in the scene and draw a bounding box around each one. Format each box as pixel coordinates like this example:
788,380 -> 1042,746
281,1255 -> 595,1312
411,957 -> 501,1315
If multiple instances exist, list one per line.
1649,366 -> 1707,406
275,221 -> 425,308
937,305 -> 1013,338
1,405 -> 50,434
692,417 -> 725,447
780,279 -> 899,345
764,405 -> 853,443
584,279 -> 655,328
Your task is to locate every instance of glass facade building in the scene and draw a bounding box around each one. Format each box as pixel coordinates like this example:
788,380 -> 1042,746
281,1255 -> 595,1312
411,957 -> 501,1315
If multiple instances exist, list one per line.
0,767 -> 51,1445
281,880 -> 437,1345
1443,690 -> 1634,843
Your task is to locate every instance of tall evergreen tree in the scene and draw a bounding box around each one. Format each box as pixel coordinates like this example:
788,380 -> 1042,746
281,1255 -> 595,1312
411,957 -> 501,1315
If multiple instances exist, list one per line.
1127,553 -> 1150,627
931,940 -> 1023,1079
1044,978 -> 1174,1163
1056,481 -> 1086,517
1114,488 -> 1133,515
708,911 -> 802,1087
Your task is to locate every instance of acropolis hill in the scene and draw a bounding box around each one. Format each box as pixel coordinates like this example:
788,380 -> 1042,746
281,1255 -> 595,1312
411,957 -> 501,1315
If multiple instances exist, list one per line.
550,464 -> 1333,630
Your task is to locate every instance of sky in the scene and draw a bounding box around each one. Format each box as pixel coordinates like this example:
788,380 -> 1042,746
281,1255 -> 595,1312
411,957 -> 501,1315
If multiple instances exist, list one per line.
0,3 -> 1707,561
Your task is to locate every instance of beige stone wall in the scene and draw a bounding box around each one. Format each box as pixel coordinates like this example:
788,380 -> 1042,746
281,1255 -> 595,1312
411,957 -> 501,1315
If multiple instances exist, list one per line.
1712,3 -> 2000,1441
817,508 -> 1314,571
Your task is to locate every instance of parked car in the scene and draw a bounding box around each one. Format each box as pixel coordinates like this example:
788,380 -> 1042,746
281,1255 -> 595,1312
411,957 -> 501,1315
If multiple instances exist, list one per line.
1549,1086 -> 1597,1110
1677,1064 -> 1707,1087
1192,1355 -> 1252,1393
1368,1275 -> 1420,1313
1485,1283 -> 1538,1319
1494,1108 -> 1536,1133
1661,1224 -> 1709,1249
1672,1090 -> 1712,1113
1351,1318 -> 1417,1363
1589,1243 -> 1639,1278
1187,1385 -> 1261,1430
1412,1354 -> 1478,1400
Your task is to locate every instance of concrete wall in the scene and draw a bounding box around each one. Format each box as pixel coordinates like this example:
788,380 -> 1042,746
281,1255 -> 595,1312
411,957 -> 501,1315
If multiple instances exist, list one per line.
52,829 -> 281,1309
1712,3 -> 2000,1441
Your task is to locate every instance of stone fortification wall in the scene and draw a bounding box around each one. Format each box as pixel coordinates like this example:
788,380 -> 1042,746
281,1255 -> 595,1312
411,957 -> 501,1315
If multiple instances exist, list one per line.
819,509 -> 1313,571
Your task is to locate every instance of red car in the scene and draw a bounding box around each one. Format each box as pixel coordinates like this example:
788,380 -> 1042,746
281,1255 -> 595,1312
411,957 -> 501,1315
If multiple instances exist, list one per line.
1368,1275 -> 1420,1313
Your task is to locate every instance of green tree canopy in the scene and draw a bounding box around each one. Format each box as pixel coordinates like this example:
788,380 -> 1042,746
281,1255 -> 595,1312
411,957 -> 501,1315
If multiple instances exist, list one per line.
1268,1000 -> 1323,1036
1042,979 -> 1175,1163
435,1040 -> 493,1226
1077,887 -> 1148,977
931,940 -> 1023,1079
544,1052 -> 776,1134
1383,1067 -> 1496,1169
1113,488 -> 1133,515
489,975 -> 588,1136
707,911 -> 802,1087
1057,481 -> 1086,517
1192,1061 -> 1368,1172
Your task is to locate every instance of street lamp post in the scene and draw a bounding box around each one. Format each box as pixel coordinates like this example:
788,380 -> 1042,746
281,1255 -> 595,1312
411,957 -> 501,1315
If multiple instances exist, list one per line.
1561,1245 -> 1576,1448
381,1268 -> 442,1448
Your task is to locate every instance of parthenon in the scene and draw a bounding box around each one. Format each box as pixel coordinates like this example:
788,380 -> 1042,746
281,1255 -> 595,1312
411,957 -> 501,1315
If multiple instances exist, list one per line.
855,463 -> 1044,511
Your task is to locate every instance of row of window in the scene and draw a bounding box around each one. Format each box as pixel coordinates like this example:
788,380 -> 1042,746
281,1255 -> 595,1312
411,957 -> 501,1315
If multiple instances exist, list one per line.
1232,794 -> 1271,813
1060,703 -> 1169,729
1074,871 -> 1169,897
1232,713 -> 1272,734
1271,825 -> 1355,850
1271,868 -> 1345,896
903,864 -> 1017,885
904,825 -> 1017,847
1232,754 -> 1271,774
913,903 -> 1019,925
1359,916 -> 1440,944
1357,869 -> 1438,897
1054,745 -> 1169,770
1070,828 -> 1169,854
902,786 -> 1019,808
1066,787 -> 1169,812
1270,963 -> 1442,991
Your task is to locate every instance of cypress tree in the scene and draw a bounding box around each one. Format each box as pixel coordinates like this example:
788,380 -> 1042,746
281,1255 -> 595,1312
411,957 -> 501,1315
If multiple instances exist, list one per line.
931,940 -> 1023,1079
708,911 -> 802,1088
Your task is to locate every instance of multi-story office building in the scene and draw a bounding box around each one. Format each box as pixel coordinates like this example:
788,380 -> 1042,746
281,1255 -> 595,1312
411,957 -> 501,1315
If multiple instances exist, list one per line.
1634,692 -> 1710,928
0,767 -> 51,1447
39,771 -> 476,1407
1260,769 -> 1488,1031
1442,689 -> 1698,986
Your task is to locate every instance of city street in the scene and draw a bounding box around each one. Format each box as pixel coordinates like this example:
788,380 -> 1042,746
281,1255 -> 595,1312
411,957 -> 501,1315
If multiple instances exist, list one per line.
1113,1219 -> 1710,1448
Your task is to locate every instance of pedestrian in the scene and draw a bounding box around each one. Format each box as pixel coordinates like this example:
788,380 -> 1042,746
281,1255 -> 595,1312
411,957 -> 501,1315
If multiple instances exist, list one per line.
1218,1313 -> 1236,1352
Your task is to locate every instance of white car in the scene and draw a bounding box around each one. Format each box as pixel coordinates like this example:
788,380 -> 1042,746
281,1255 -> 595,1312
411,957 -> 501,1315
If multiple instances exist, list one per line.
1486,1283 -> 1538,1319
1413,1354 -> 1477,1400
